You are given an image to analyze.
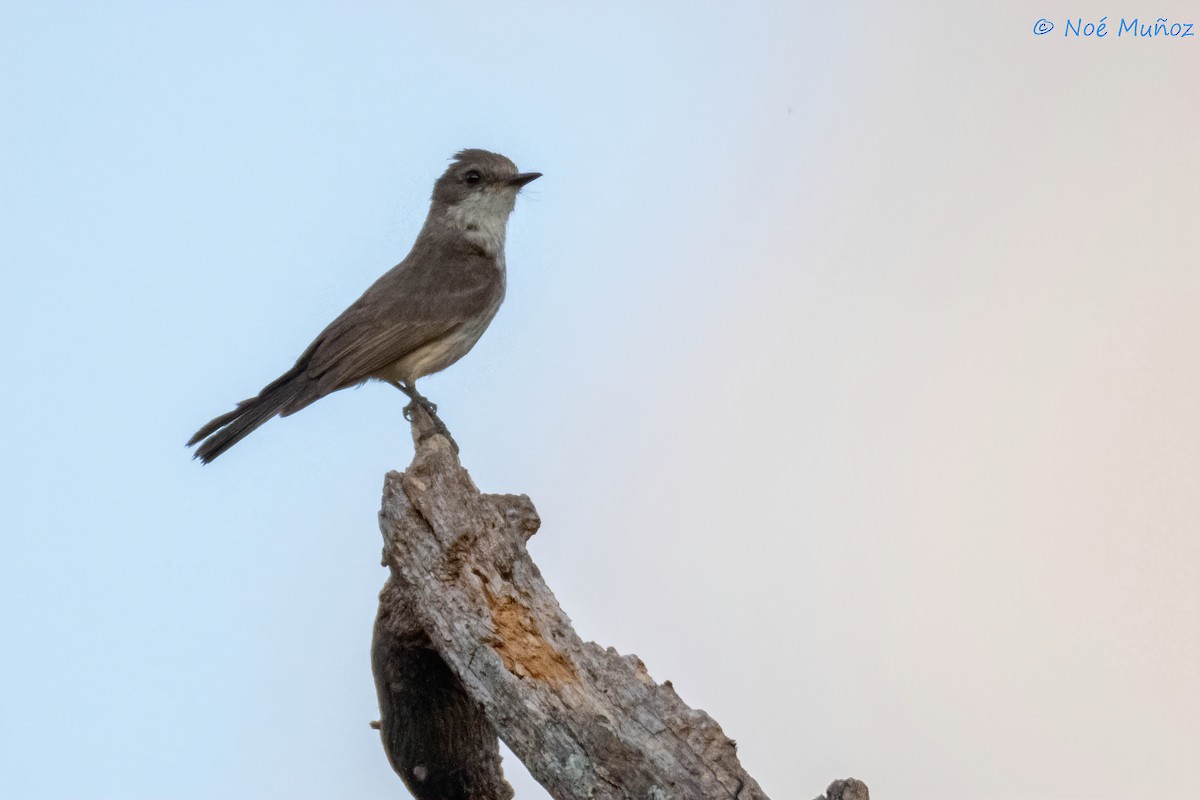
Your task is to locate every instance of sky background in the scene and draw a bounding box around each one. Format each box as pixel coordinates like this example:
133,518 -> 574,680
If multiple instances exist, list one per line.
2,2 -> 1197,799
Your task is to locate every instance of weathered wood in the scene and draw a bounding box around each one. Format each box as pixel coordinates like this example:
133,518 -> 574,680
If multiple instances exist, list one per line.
371,582 -> 513,800
815,778 -> 871,800
371,409 -> 868,799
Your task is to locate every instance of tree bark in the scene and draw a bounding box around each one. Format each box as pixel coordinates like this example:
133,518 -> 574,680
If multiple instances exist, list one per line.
371,408 -> 868,799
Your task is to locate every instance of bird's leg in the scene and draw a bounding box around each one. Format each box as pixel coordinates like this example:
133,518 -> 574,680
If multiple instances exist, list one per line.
390,380 -> 431,419
389,381 -> 458,452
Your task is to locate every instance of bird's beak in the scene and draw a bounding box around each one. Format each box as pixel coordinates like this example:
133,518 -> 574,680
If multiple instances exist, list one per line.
508,172 -> 542,188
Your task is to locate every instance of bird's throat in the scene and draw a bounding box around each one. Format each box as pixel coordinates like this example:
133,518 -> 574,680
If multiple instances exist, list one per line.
444,192 -> 514,257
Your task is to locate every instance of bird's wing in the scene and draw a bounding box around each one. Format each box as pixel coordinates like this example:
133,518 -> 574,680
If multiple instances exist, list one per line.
301,249 -> 502,397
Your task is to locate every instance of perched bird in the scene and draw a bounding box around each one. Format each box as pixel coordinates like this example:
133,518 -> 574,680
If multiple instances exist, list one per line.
187,149 -> 540,463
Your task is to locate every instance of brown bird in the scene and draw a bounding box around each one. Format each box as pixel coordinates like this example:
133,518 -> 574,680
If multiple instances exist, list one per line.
187,149 -> 540,463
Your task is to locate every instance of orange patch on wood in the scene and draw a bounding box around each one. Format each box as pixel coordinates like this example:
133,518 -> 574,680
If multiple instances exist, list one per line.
485,589 -> 576,684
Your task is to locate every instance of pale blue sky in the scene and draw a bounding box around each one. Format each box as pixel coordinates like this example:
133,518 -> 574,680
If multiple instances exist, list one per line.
3,3 -> 1197,799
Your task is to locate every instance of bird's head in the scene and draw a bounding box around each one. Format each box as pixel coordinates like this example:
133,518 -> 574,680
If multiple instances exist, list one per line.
432,149 -> 540,218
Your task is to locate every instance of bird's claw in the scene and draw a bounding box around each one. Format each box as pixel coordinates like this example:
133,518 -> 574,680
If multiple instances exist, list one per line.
402,397 -> 437,422
393,381 -> 455,451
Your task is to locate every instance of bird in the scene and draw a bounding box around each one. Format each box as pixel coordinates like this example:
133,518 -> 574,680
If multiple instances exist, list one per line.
187,149 -> 540,463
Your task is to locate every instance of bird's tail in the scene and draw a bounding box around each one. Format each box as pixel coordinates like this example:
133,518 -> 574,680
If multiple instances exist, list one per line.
187,366 -> 316,463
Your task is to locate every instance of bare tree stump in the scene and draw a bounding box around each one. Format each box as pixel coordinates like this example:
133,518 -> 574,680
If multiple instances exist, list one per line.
371,408 -> 868,799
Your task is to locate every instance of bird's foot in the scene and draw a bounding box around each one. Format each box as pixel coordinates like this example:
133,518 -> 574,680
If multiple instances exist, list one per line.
392,381 -> 458,453
402,396 -> 438,422
393,381 -> 437,421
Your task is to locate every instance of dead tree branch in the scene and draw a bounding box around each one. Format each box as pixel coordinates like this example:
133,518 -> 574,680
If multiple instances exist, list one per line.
371,408 -> 868,799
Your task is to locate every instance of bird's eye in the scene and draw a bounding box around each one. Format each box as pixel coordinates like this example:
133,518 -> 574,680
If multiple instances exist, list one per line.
464,170 -> 482,184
